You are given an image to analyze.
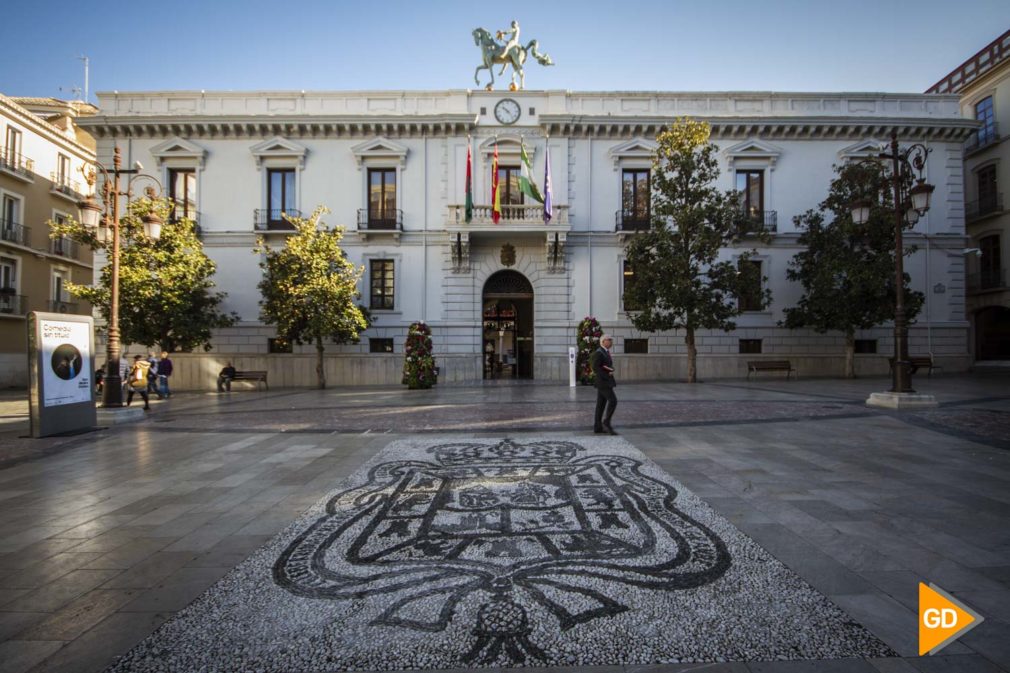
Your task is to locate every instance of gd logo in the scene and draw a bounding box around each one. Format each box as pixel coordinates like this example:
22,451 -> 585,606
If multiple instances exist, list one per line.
918,582 -> 984,656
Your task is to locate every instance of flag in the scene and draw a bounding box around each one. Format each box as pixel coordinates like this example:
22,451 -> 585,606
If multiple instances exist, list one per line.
491,140 -> 501,224
464,137 -> 473,223
519,137 -> 544,204
543,141 -> 554,224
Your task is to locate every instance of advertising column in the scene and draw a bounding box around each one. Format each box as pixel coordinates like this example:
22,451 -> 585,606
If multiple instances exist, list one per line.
28,312 -> 97,437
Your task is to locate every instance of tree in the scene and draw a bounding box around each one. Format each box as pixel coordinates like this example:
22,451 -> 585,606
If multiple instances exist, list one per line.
624,118 -> 770,383
782,162 -> 924,378
50,197 -> 237,353
256,207 -> 369,389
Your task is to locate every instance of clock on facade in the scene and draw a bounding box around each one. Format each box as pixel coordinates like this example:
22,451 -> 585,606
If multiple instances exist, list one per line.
494,99 -> 521,125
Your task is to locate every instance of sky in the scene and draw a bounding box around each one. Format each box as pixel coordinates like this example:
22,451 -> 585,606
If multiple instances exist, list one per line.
2,0 -> 1008,101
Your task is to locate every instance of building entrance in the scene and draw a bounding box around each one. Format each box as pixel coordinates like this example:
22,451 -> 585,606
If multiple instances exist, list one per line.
482,270 -> 534,380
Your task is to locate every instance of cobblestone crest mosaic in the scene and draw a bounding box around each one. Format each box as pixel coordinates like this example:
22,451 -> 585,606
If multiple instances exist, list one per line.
107,436 -> 896,672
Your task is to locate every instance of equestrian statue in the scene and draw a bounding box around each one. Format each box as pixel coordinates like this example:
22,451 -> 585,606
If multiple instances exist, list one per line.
472,21 -> 554,91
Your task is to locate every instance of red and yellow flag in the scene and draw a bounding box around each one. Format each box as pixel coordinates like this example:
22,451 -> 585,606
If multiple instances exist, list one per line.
491,140 -> 501,224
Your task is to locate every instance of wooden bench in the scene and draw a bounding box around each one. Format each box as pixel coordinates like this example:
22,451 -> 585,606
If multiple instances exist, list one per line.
229,370 -> 268,390
747,360 -> 794,380
889,356 -> 941,377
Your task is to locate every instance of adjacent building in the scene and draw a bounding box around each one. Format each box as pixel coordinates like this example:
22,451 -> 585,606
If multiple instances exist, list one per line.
1,94 -> 95,387
76,89 -> 975,388
928,29 -> 1010,362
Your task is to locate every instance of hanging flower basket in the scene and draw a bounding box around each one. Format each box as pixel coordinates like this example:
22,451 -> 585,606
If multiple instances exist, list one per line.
576,316 -> 601,385
402,321 -> 436,389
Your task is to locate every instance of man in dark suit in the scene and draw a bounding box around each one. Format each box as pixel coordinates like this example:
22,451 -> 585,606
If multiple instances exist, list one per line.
591,334 -> 618,434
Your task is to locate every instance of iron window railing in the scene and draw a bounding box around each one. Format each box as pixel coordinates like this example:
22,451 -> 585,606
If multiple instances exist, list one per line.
0,150 -> 34,178
49,172 -> 82,197
48,299 -> 79,313
967,268 -> 1006,292
965,193 -> 1003,221
615,210 -> 651,232
0,220 -> 29,246
50,236 -> 78,259
738,209 -> 778,233
357,209 -> 403,231
254,208 -> 300,231
965,122 -> 1000,153
0,293 -> 26,315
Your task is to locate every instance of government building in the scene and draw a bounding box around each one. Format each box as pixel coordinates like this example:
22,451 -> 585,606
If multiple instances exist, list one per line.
76,89 -> 976,388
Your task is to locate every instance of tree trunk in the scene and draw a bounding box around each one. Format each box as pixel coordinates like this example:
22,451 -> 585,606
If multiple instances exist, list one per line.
844,331 -> 856,379
315,336 -> 326,389
686,326 -> 697,383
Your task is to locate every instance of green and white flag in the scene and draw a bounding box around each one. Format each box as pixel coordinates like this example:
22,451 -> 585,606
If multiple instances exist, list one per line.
519,137 -> 544,204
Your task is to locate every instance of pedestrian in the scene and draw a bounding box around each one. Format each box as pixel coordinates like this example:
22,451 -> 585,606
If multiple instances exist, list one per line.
126,354 -> 151,410
146,351 -> 160,398
217,362 -> 236,392
591,334 -> 618,435
158,350 -> 173,398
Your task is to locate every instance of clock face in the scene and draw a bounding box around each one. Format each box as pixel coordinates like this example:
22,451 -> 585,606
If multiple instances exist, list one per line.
494,99 -> 521,125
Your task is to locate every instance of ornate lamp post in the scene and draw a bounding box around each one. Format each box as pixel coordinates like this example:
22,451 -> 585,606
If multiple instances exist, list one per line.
77,146 -> 163,408
849,130 -> 937,408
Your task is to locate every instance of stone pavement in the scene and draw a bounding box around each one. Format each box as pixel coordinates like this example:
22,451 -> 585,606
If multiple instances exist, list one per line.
0,373 -> 1007,672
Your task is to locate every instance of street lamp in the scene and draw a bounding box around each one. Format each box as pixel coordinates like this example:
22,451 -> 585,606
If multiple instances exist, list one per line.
848,130 -> 936,404
77,146 -> 163,408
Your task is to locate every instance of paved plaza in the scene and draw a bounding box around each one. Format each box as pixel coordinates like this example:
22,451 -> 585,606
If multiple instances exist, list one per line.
0,373 -> 1008,673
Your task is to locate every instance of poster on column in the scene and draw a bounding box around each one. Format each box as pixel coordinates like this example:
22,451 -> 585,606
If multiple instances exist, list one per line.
28,312 -> 96,437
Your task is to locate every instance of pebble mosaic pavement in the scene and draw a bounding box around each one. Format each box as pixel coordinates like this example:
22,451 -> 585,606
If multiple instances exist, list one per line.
106,436 -> 894,672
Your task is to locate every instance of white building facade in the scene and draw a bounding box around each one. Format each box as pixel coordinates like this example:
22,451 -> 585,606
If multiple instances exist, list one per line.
77,90 -> 976,389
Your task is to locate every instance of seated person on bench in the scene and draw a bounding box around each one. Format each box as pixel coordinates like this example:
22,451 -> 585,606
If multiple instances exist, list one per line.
218,362 -> 236,392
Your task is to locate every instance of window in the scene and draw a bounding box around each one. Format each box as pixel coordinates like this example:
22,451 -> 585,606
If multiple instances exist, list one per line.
976,96 -> 996,147
2,194 -> 19,225
497,165 -> 523,211
622,260 -> 641,311
4,127 -> 21,163
367,168 -> 397,225
621,169 -> 650,227
624,338 -> 648,354
370,338 -> 394,353
854,339 -> 877,354
56,154 -> 70,186
267,337 -> 292,353
52,214 -> 71,256
369,259 -> 395,310
168,168 -> 197,221
737,259 -> 764,312
0,257 -> 16,313
739,339 -> 762,354
267,168 -> 295,225
980,234 -> 1001,289
736,170 -> 764,218
977,165 -> 998,214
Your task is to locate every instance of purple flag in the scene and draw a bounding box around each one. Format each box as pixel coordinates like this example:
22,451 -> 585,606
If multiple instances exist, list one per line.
543,141 -> 553,224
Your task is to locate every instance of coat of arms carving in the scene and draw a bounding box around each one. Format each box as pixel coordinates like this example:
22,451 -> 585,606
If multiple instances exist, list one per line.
501,242 -> 516,267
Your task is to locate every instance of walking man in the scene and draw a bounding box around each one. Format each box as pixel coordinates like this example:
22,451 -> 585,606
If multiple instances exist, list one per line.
126,355 -> 151,410
591,334 -> 618,434
158,350 -> 173,398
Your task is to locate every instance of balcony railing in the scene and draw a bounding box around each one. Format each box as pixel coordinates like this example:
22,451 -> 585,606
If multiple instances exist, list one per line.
0,150 -> 34,180
448,203 -> 570,227
168,199 -> 199,223
48,300 -> 79,314
738,209 -> 778,234
49,172 -> 82,199
0,293 -> 26,315
615,210 -> 651,232
965,123 -> 1000,153
357,209 -> 403,231
965,193 -> 1003,222
968,268 -> 1007,292
254,208 -> 300,231
50,236 -> 78,259
0,220 -> 30,246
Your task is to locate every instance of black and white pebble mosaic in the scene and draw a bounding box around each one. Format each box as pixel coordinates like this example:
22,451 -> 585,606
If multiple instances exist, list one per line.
107,436 -> 895,671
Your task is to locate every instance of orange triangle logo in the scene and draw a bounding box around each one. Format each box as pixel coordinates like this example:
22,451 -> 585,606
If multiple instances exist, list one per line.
919,582 -> 984,655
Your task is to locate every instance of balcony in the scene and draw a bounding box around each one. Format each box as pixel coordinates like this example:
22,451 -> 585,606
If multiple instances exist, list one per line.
965,193 -> 1003,222
0,150 -> 34,182
447,203 -> 570,234
50,236 -> 78,259
615,210 -> 651,233
968,268 -> 1007,293
168,201 -> 201,236
357,209 -> 402,240
0,220 -> 30,247
965,123 -> 1000,154
49,172 -> 83,202
48,299 -> 79,314
738,209 -> 778,234
0,293 -> 26,315
254,208 -> 300,232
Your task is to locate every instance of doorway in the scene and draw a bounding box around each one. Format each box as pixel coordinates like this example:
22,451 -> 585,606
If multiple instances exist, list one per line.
482,270 -> 534,379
